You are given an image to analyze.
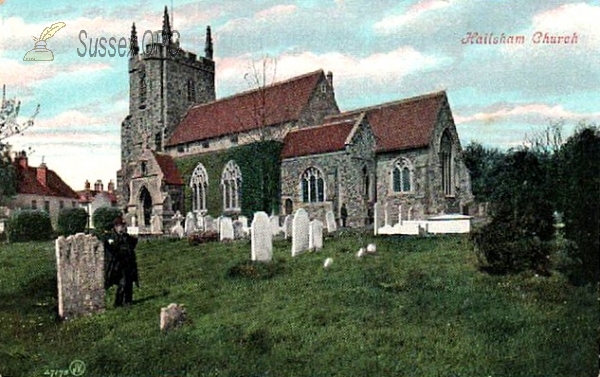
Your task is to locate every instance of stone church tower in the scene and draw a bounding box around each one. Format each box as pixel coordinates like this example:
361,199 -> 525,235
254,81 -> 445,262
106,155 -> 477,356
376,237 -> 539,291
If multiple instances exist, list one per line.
117,7 -> 215,206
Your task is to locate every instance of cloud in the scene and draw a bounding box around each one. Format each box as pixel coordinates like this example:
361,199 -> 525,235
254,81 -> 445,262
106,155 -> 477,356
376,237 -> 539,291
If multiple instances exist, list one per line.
374,0 -> 454,35
255,4 -> 297,19
454,103 -> 600,125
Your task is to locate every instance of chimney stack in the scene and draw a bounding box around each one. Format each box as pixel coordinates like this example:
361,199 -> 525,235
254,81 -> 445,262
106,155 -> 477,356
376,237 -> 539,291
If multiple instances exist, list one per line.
15,150 -> 28,169
94,179 -> 104,192
326,71 -> 333,89
107,180 -> 115,194
84,180 -> 91,190
37,162 -> 47,187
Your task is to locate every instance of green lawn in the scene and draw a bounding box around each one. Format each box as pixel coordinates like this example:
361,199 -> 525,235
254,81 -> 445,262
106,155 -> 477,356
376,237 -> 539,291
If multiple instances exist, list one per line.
0,233 -> 597,377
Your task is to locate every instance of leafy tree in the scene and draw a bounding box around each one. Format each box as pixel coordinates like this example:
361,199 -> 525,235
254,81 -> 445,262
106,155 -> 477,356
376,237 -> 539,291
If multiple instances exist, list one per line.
556,125 -> 600,284
462,141 -> 504,201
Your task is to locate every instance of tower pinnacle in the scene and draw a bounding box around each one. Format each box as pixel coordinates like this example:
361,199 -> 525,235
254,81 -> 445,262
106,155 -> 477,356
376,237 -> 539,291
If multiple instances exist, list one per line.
205,26 -> 213,60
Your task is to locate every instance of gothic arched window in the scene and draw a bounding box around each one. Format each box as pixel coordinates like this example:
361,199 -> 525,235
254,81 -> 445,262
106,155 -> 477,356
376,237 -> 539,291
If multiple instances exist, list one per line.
301,167 -> 325,203
440,130 -> 453,196
221,160 -> 242,211
362,165 -> 370,199
392,158 -> 413,193
190,163 -> 208,213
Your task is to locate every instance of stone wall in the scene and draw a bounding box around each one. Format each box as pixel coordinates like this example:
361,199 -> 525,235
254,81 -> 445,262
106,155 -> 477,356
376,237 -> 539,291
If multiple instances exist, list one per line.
55,234 -> 105,320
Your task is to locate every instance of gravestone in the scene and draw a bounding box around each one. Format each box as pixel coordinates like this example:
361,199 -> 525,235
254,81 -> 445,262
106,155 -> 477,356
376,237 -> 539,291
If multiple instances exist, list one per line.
291,208 -> 310,256
323,257 -> 334,269
367,243 -> 376,254
233,220 -> 245,239
150,214 -> 162,234
215,216 -> 222,235
325,210 -> 336,233
238,216 -> 249,228
373,202 -> 384,235
55,234 -> 105,320
251,211 -> 272,262
269,215 -> 281,236
160,303 -> 186,332
196,214 -> 205,231
204,215 -> 216,232
220,217 -> 234,241
170,223 -> 184,238
184,212 -> 196,235
283,215 -> 293,239
309,220 -> 323,251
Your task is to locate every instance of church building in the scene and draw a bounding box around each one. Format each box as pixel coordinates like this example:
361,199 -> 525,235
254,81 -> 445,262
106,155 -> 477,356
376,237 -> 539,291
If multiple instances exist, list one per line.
117,7 -> 473,231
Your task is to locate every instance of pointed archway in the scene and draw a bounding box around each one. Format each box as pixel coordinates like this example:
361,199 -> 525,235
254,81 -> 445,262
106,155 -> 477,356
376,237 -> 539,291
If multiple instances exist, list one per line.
139,186 -> 152,226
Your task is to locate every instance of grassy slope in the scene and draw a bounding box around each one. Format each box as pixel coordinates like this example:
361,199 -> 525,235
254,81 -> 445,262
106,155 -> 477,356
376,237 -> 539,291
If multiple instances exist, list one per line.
0,234 -> 597,377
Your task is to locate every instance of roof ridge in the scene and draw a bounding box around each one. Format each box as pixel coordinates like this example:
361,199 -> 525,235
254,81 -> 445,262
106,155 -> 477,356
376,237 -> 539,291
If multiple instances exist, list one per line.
188,69 -> 324,110
286,117 -> 358,135
331,90 -> 447,117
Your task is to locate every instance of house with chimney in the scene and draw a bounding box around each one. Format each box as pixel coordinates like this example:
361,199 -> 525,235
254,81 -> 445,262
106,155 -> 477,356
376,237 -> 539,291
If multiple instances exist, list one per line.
77,179 -> 118,228
10,151 -> 79,229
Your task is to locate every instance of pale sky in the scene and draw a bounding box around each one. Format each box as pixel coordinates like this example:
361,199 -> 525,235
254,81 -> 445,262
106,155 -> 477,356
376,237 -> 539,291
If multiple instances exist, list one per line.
1,0 -> 598,191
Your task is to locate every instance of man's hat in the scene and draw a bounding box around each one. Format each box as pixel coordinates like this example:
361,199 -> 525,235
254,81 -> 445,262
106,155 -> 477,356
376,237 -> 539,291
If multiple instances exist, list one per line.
113,216 -> 126,226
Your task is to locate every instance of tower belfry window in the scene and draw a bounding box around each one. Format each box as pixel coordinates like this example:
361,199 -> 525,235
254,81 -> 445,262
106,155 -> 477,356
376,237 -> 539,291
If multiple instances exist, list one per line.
187,79 -> 196,102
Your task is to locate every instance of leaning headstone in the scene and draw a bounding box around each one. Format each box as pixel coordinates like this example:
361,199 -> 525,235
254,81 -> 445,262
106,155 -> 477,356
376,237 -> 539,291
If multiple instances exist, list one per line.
233,220 -> 246,239
55,234 -> 105,320
151,214 -> 162,234
323,257 -> 334,269
291,208 -> 310,256
160,303 -> 186,332
373,202 -> 383,235
251,211 -> 272,262
283,215 -> 293,239
269,215 -> 281,236
184,212 -> 197,235
220,217 -> 234,241
325,210 -> 336,233
309,220 -> 324,251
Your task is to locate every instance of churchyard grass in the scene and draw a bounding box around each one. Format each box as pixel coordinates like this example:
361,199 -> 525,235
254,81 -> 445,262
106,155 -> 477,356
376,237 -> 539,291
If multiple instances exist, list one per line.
0,235 -> 597,376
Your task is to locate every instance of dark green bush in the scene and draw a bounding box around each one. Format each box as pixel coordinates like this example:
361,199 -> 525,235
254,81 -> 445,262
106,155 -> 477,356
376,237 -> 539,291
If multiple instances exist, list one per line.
6,210 -> 53,243
91,207 -> 122,236
57,207 -> 88,236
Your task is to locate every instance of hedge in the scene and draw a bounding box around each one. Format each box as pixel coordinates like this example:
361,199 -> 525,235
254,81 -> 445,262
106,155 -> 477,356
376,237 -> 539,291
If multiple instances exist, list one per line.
57,207 -> 88,236
6,210 -> 53,243
175,141 -> 283,219
92,206 -> 123,236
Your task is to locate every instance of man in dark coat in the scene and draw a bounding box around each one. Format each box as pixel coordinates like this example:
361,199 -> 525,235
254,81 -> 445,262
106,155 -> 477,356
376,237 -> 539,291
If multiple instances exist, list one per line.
103,216 -> 139,307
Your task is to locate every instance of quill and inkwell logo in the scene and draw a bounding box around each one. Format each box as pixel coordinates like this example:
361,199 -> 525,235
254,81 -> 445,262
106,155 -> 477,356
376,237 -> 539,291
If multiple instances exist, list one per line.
23,22 -> 66,61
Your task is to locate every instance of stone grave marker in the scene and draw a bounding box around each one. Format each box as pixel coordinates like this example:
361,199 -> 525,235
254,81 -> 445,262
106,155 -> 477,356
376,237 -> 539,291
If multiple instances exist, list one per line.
150,213 -> 162,234
251,212 -> 272,261
309,219 -> 324,250
283,215 -> 293,239
373,202 -> 383,235
184,212 -> 196,235
238,216 -> 249,228
160,303 -> 186,332
291,208 -> 310,256
204,215 -> 216,232
233,220 -> 245,239
196,214 -> 205,231
269,215 -> 281,236
220,217 -> 234,241
55,234 -> 105,320
325,210 -> 337,233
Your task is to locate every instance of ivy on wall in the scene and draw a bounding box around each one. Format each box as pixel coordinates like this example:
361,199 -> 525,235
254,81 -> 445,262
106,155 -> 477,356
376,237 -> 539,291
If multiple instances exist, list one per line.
175,141 -> 283,218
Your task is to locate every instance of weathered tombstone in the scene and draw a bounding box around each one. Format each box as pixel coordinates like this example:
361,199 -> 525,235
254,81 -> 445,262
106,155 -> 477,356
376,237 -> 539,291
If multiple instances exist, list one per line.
325,210 -> 337,233
170,223 -> 184,238
184,212 -> 196,235
150,214 -> 162,234
172,211 -> 184,226
373,202 -> 383,235
309,220 -> 323,250
160,303 -> 186,332
366,243 -> 376,254
220,217 -> 234,241
283,215 -> 293,239
408,206 -> 414,221
55,234 -> 105,320
233,220 -> 245,239
323,257 -> 334,269
269,215 -> 281,236
215,216 -> 222,235
204,215 -> 215,232
238,216 -> 249,228
251,211 -> 272,262
356,248 -> 366,258
196,214 -> 205,231
291,208 -> 310,256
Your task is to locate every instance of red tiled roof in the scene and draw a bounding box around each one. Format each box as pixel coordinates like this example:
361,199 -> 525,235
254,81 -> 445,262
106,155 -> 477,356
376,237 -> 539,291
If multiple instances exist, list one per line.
153,152 -> 184,185
166,70 -> 325,146
280,115 -> 361,159
331,91 -> 447,153
14,164 -> 79,199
